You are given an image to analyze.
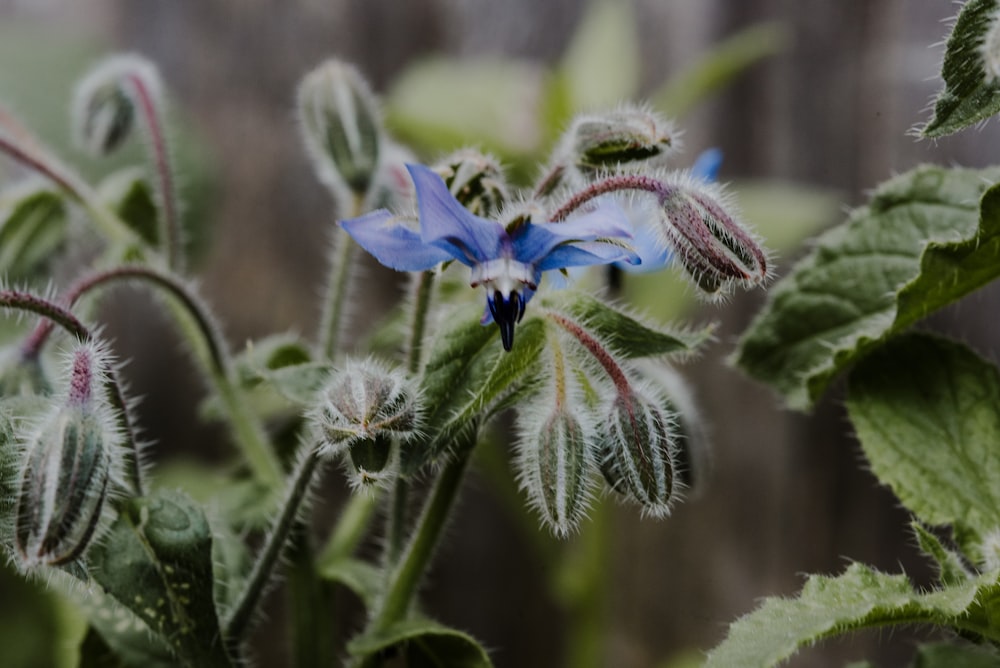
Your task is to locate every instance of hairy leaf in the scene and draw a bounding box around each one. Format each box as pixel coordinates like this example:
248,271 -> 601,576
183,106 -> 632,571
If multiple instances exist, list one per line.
88,489 -> 232,667
922,0 -> 1000,137
317,556 -> 383,612
847,335 -> 1000,553
706,563 -> 1000,667
348,618 -> 493,668
0,183 -> 67,280
735,165 -> 1000,410
912,522 -> 973,588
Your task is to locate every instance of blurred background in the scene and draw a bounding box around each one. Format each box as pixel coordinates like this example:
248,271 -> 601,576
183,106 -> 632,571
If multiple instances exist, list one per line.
2,0 -> 999,666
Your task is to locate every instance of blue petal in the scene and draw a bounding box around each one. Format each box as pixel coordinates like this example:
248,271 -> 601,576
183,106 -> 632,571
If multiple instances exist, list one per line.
340,210 -> 453,271
513,200 -> 633,265
618,225 -> 670,273
407,164 -> 504,266
538,241 -> 639,271
691,148 -> 722,182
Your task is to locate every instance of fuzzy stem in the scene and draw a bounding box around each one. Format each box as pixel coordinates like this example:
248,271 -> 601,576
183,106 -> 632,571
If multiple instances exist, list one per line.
0,132 -> 139,248
0,289 -> 145,495
125,72 -> 183,271
20,265 -> 283,489
406,271 -> 435,374
288,528 -> 336,668
369,450 -> 471,634
549,174 -> 673,222
319,195 -> 364,360
545,312 -> 631,396
316,491 -> 378,565
385,477 -> 410,566
225,446 -> 322,644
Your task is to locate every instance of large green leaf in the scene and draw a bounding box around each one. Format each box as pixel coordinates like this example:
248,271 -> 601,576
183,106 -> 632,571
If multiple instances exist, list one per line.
922,0 -> 1000,137
88,489 -> 232,667
847,334 -> 1000,553
914,642 -> 1000,668
735,165 -> 1000,410
348,618 -> 493,668
706,563 -> 1000,667
0,182 -> 67,280
402,305 -> 546,473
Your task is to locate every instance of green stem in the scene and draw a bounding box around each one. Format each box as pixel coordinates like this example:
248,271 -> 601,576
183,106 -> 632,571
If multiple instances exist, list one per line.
318,195 -> 364,360
385,477 -> 410,566
316,491 -> 379,566
225,447 -> 322,644
406,271 -> 436,374
371,450 -> 471,632
288,528 -> 336,668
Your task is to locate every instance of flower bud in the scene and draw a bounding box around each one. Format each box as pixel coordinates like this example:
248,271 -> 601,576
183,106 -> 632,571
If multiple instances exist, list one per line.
311,358 -> 419,458
11,343 -> 121,569
297,60 -> 382,197
433,149 -> 508,217
656,175 -> 768,297
72,55 -> 161,156
566,106 -> 679,174
516,406 -> 595,537
599,387 -> 678,516
346,433 -> 395,490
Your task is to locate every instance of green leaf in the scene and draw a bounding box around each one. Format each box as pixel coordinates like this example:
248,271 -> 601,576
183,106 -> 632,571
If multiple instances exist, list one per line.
98,168 -> 159,247
348,618 -> 493,668
548,291 -> 711,358
88,489 -> 233,667
316,557 -> 383,612
914,642 -> 1000,668
705,563 -> 1000,667
559,0 -> 639,111
0,182 -> 67,280
912,522 -> 973,587
652,22 -> 789,119
922,0 -> 1000,137
847,334 -> 1000,551
734,165 -> 1000,410
402,304 -> 546,473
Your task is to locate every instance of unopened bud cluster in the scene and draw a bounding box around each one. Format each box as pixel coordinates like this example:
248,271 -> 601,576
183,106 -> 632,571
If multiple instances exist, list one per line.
568,106 -> 678,174
434,149 -> 508,217
311,358 -> 419,489
9,342 -> 123,571
297,60 -> 383,198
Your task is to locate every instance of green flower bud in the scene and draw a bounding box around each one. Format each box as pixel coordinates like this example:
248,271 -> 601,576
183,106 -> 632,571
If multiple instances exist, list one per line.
346,433 -> 394,489
297,60 -> 383,197
72,55 -> 161,156
566,105 -> 678,174
10,343 -> 122,570
311,357 -> 419,457
433,149 -> 508,217
517,406 -> 595,537
600,386 -> 678,516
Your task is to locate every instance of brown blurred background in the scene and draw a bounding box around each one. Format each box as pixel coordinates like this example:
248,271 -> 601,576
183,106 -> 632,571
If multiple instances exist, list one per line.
2,1 -> 999,667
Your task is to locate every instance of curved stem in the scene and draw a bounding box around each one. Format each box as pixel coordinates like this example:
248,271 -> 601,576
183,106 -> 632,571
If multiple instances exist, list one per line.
225,446 -> 322,644
0,289 -> 145,495
126,72 -> 183,271
545,311 -> 632,395
318,195 -> 364,360
549,174 -> 673,222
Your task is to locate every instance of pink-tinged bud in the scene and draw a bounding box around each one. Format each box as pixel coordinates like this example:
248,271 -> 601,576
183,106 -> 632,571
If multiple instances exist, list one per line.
567,105 -> 679,173
599,386 -> 678,516
311,358 -> 419,458
72,55 -> 162,156
433,149 -> 508,217
516,406 -> 596,537
11,343 -> 122,570
656,175 -> 768,296
297,60 -> 383,197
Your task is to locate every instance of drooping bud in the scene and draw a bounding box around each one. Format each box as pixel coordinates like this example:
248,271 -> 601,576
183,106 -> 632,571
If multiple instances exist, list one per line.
71,55 -> 161,156
516,405 -> 596,537
566,105 -> 679,174
433,149 -> 508,217
599,386 -> 679,516
311,357 -> 419,459
297,60 -> 383,197
655,174 -> 768,297
11,342 -> 121,570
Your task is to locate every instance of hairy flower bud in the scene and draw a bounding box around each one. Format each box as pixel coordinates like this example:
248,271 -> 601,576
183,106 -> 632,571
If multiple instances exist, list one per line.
297,60 -> 382,197
516,405 -> 596,537
433,149 -> 508,217
656,175 -> 768,297
311,358 -> 419,458
599,386 -> 678,516
11,343 -> 121,570
567,106 -> 679,173
346,433 -> 395,490
72,55 -> 161,156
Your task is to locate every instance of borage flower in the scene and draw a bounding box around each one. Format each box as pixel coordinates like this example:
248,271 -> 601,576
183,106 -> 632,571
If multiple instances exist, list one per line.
341,164 -> 639,351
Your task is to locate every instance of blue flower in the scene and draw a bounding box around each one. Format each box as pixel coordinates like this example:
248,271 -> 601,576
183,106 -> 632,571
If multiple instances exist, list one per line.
340,164 -> 639,351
